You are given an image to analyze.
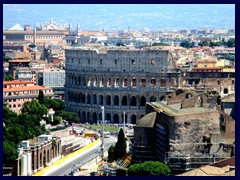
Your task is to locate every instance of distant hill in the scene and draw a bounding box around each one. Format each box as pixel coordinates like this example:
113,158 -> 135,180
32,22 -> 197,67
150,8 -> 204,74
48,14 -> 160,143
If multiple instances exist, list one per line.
3,4 -> 235,31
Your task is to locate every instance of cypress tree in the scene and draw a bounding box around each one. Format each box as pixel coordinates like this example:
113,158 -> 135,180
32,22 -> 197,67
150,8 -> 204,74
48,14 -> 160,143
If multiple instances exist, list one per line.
37,90 -> 45,104
114,128 -> 127,160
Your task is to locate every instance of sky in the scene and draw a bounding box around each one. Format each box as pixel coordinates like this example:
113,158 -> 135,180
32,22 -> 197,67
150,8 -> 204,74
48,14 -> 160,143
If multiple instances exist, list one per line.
3,4 -> 235,31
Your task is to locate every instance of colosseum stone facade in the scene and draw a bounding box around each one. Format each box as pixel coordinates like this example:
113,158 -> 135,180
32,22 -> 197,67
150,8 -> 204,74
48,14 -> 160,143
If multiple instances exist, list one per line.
64,47 -> 180,124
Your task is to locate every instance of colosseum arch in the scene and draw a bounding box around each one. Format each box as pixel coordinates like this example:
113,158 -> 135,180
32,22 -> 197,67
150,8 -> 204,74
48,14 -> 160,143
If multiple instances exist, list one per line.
98,113 -> 102,122
93,94 -> 97,104
114,95 -> 119,105
106,95 -> 111,106
93,77 -> 98,87
87,112 -> 91,122
82,111 -> 86,122
130,96 -> 137,106
106,113 -> 111,121
131,77 -> 137,87
140,96 -> 146,106
115,77 -> 119,87
100,78 -> 104,87
151,78 -> 156,87
113,114 -> 119,123
107,78 -> 112,87
99,95 -> 103,105
131,114 -> 137,124
92,112 -> 97,124
122,96 -> 128,106
82,77 -> 87,86
141,77 -> 146,87
82,94 -> 86,103
161,78 -> 166,87
123,77 -> 127,87
87,94 -> 91,104
78,76 -> 81,85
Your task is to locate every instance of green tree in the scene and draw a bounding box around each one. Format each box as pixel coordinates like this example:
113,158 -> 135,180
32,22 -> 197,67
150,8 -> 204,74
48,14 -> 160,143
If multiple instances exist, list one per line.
37,90 -> 45,104
209,41 -> 222,47
152,42 -> 170,46
3,140 -> 18,164
3,104 -> 46,166
114,128 -> 127,160
180,40 -> 194,48
44,98 -> 66,112
127,161 -> 171,176
108,144 -> 115,162
226,38 -> 235,47
198,40 -> 210,47
21,100 -> 47,118
3,72 -> 13,81
3,56 -> 11,63
58,111 -> 80,123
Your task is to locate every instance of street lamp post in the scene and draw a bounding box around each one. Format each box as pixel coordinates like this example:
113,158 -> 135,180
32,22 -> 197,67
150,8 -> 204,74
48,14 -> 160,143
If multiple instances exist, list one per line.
101,106 -> 105,159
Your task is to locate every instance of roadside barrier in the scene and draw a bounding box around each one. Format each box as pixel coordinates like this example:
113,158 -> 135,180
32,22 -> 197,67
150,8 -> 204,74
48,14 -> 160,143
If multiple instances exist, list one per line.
33,139 -> 100,176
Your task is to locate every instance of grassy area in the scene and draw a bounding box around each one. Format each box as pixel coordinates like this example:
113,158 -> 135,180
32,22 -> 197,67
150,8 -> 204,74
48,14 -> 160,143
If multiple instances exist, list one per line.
82,125 -> 118,132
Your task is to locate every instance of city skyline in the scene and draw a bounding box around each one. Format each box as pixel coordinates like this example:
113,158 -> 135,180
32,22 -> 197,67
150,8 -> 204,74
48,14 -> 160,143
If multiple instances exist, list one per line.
3,4 -> 235,31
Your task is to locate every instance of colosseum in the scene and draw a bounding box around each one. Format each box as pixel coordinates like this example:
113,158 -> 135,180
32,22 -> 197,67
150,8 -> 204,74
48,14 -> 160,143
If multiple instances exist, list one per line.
64,47 -> 180,124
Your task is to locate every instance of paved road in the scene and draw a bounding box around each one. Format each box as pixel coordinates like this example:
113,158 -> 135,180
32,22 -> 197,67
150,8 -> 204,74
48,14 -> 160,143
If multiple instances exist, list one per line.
47,136 -> 117,176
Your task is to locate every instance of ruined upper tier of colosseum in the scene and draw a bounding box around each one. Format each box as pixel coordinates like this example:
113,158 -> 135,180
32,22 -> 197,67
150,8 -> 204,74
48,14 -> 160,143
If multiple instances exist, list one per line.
64,47 -> 180,124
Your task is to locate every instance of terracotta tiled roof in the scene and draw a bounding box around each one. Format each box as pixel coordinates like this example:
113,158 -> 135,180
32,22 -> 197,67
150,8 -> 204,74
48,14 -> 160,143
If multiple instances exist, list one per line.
8,59 -> 31,63
3,80 -> 34,85
4,85 -> 52,92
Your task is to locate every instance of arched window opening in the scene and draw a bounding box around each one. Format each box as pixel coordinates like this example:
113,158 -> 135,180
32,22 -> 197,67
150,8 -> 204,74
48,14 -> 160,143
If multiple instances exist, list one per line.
82,94 -> 85,103
140,96 -> 146,106
151,78 -> 156,88
114,96 -> 119,106
106,113 -> 111,121
114,77 -> 119,87
92,112 -> 97,124
131,77 -> 137,87
130,96 -> 137,106
106,95 -> 111,106
99,95 -> 103,105
122,96 -> 128,106
131,115 -> 137,124
113,114 -> 119,123
87,94 -> 91,104
123,77 -> 127,87
107,78 -> 111,87
161,78 -> 166,87
141,78 -> 146,87
93,94 -> 97,104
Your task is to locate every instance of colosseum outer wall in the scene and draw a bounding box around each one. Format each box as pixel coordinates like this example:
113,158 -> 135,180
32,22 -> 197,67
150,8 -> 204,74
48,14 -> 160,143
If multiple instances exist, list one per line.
65,47 -> 180,124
